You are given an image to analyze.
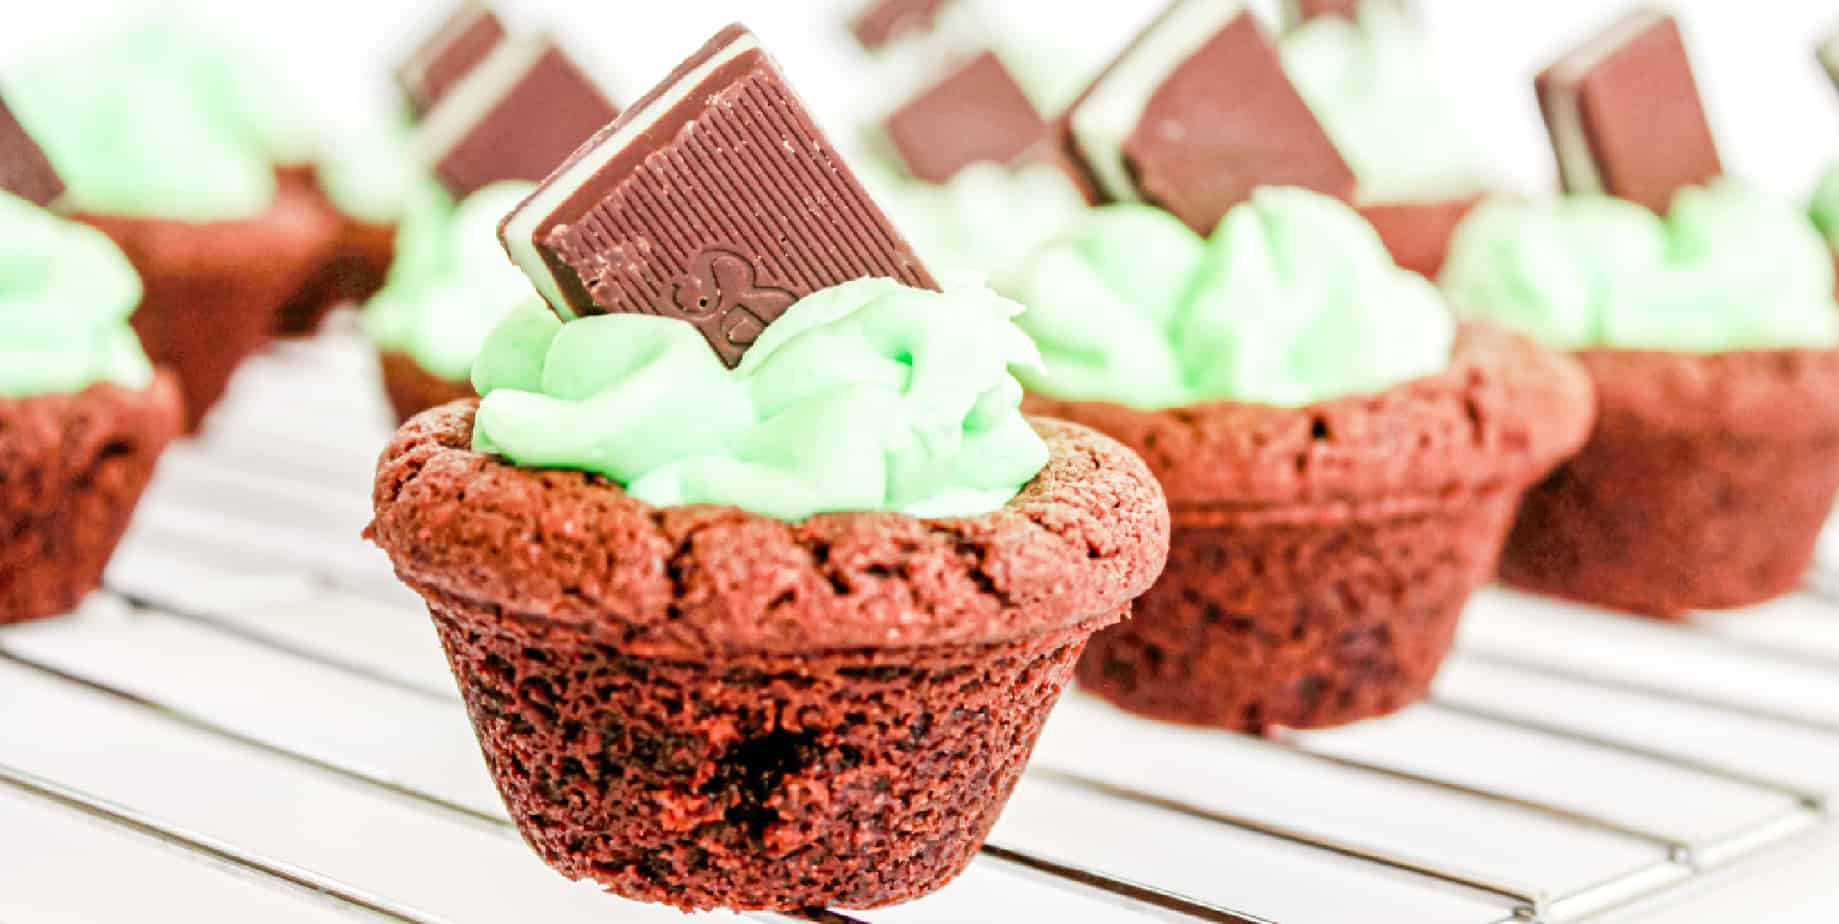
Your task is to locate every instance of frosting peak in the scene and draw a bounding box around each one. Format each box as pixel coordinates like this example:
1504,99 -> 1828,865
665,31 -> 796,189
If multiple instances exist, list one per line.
471,277 -> 1049,521
1442,180 -> 1839,352
872,161 -> 1090,290
1011,187 -> 1455,408
0,192 -> 152,397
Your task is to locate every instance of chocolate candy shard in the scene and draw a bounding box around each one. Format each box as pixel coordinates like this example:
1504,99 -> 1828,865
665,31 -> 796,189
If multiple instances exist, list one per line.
499,25 -> 936,368
850,0 -> 955,51
0,97 -> 63,208
1820,27 -> 1839,93
414,36 -> 620,199
1062,0 -> 1355,235
395,1 -> 508,118
1536,10 -> 1722,214
883,52 -> 1050,183
1279,0 -> 1410,29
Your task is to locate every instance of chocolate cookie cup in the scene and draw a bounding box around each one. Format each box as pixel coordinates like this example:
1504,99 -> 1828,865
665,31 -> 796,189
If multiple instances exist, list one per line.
273,166 -> 396,337
376,350 -> 475,425
1027,323 -> 1593,730
1,374 -> 184,624
368,404 -> 1169,911
78,173 -> 343,431
1501,345 -> 1839,618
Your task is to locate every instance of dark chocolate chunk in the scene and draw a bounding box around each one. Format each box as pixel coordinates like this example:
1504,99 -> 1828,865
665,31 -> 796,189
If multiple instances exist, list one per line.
0,97 -> 64,208
415,36 -> 620,199
395,1 -> 508,118
1820,28 -> 1839,94
1536,10 -> 1722,214
1059,0 -> 1356,235
1280,0 -> 1410,29
500,25 -> 936,368
883,52 -> 1050,183
849,0 -> 955,51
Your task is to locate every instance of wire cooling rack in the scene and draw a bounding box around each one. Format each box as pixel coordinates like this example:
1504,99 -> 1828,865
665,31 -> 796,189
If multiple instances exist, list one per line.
4,321 -> 1839,924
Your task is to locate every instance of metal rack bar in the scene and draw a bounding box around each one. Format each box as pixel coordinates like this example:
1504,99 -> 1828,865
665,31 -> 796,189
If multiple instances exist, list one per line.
0,763 -> 442,924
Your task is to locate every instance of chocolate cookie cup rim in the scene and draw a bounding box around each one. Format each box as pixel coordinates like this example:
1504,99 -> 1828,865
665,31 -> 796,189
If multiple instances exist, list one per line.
368,404 -> 1170,659
0,372 -> 183,419
71,166 -> 340,246
1569,342 -> 1839,442
1023,321 -> 1595,512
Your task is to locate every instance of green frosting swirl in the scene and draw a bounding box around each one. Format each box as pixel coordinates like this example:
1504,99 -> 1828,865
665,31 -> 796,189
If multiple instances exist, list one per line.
6,19 -> 316,220
1811,163 -> 1839,251
364,181 -> 537,383
318,115 -> 421,225
0,192 -> 153,397
872,161 -> 1090,289
470,277 -> 1049,521
1010,187 -> 1454,408
1442,180 -> 1839,352
1281,2 -> 1484,203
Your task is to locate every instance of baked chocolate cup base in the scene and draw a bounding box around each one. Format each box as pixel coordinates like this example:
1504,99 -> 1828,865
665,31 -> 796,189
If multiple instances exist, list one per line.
274,169 -> 396,337
1030,324 -> 1595,731
426,583 -> 1105,911
1500,346 -> 1839,618
81,175 -> 344,431
0,376 -> 184,624
377,350 -> 475,425
1079,493 -> 1517,731
368,404 -> 1170,911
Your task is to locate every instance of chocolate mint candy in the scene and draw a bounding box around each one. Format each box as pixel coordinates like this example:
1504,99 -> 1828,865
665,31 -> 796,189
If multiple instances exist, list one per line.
1280,0 -> 1410,29
415,36 -> 620,199
850,0 -> 955,51
0,98 -> 63,208
395,1 -> 508,118
1061,0 -> 1355,235
884,52 -> 1049,183
1820,28 -> 1839,94
1537,10 -> 1722,214
499,25 -> 936,368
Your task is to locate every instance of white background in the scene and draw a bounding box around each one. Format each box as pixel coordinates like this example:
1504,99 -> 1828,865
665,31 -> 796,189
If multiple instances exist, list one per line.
1,0 -> 1836,199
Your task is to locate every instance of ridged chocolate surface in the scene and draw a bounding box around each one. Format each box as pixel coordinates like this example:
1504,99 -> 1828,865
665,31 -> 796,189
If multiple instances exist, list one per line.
1536,12 -> 1722,214
884,52 -> 1048,184
0,96 -> 64,207
397,3 -> 507,117
432,43 -> 619,199
533,27 -> 934,367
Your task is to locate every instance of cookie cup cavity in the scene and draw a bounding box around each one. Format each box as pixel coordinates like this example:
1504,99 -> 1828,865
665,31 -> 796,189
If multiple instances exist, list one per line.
1026,323 -> 1593,730
77,172 -> 343,430
1501,344 -> 1839,617
367,404 -> 1169,911
0,374 -> 183,624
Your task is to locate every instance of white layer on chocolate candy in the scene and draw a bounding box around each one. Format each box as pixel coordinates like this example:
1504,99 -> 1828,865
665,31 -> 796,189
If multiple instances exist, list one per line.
1542,9 -> 1665,197
412,35 -> 551,179
396,1 -> 495,97
1069,0 -> 1246,205
499,29 -> 761,316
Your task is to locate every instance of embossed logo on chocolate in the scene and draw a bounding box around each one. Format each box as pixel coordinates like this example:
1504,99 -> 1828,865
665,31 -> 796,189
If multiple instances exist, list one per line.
671,250 -> 795,364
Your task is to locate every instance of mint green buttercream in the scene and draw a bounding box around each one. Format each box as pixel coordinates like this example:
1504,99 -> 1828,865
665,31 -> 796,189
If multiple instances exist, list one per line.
1281,1 -> 1484,203
470,277 -> 1049,521
873,161 -> 1090,289
0,192 -> 152,397
318,117 -> 421,225
6,18 -> 316,220
363,181 -> 536,383
1812,163 -> 1839,251
1442,181 -> 1839,352
1011,187 -> 1455,408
